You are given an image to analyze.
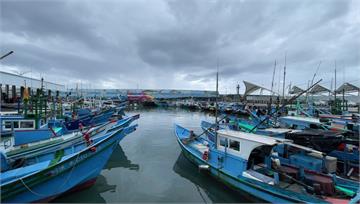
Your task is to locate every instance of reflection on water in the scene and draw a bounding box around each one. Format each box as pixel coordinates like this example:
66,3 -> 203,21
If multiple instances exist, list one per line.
104,144 -> 140,171
55,145 -> 139,203
54,108 -> 254,203
54,174 -> 113,203
173,152 -> 252,203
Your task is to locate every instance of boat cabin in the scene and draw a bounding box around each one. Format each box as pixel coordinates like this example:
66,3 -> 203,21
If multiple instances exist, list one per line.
216,129 -> 290,161
1,115 -> 36,136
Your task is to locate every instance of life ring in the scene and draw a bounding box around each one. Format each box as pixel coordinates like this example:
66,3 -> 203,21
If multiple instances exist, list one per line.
202,150 -> 209,161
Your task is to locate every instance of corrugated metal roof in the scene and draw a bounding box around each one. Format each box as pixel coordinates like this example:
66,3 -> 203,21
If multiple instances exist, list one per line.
336,82 -> 360,93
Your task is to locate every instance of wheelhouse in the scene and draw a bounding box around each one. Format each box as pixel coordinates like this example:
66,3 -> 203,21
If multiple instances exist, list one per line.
216,129 -> 290,161
2,119 -> 36,131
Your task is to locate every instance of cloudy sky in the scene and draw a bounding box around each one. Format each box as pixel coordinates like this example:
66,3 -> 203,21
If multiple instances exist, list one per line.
1,0 -> 359,93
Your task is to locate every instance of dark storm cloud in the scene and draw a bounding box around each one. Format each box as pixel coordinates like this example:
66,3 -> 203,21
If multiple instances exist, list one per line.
1,0 -> 359,92
137,28 -> 218,68
1,0 -> 107,49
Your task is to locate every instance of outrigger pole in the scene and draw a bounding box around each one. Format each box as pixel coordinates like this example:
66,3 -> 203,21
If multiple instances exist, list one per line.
0,51 -> 14,60
249,79 -> 323,133
305,61 -> 322,104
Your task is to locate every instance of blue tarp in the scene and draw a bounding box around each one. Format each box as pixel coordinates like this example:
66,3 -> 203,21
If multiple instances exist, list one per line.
14,130 -> 53,146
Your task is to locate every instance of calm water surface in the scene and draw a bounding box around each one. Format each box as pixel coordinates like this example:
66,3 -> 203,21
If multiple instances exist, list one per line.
55,108 -> 252,203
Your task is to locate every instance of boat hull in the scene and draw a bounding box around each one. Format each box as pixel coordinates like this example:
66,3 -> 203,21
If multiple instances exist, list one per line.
177,139 -> 297,203
174,124 -> 327,203
1,125 -> 135,203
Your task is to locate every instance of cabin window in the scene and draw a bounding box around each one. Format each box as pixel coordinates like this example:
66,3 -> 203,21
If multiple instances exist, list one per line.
4,121 -> 19,129
229,139 -> 240,151
4,121 -> 12,129
219,137 -> 228,147
20,121 -> 34,128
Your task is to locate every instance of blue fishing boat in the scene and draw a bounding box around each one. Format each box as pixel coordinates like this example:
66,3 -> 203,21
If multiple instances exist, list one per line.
279,115 -> 358,136
63,107 -> 116,131
89,108 -> 116,125
1,114 -> 140,162
201,120 -> 291,141
1,124 -> 138,203
174,124 -> 359,203
202,119 -> 359,181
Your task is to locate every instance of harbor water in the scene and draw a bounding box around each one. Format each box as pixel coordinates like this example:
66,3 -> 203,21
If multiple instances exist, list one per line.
54,108 -> 251,203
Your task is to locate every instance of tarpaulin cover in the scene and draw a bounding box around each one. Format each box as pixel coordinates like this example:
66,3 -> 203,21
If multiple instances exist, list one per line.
14,129 -> 53,146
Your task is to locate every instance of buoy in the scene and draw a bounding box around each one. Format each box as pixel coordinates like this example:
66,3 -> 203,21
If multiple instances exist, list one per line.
83,132 -> 92,146
202,151 -> 209,161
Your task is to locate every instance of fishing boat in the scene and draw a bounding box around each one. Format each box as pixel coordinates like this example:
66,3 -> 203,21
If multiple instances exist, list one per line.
286,102 -> 359,136
202,119 -> 359,181
279,115 -> 360,139
319,113 -> 359,135
63,107 -> 116,131
1,114 -> 140,163
174,124 -> 359,203
1,124 -> 138,203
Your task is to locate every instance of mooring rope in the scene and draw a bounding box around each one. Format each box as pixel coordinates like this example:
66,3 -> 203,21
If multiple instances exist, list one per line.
16,145 -> 82,198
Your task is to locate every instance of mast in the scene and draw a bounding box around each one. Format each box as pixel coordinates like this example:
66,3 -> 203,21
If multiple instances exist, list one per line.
215,59 -> 219,146
330,78 -> 333,97
282,53 -> 287,104
236,83 -> 240,102
269,60 -> 276,114
277,64 -> 281,94
334,61 -> 337,103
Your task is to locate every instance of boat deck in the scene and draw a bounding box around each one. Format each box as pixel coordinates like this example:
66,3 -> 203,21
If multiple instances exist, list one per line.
189,140 -> 209,154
